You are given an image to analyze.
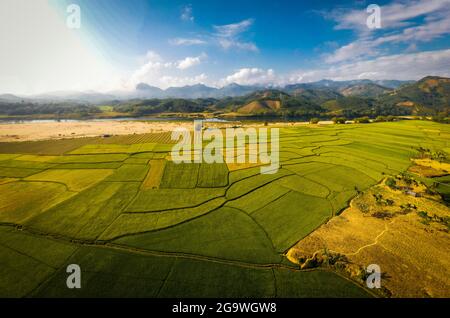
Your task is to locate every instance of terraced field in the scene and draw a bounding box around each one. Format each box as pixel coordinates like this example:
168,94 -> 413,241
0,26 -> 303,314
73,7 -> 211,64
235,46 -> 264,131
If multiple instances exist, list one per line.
0,120 -> 449,297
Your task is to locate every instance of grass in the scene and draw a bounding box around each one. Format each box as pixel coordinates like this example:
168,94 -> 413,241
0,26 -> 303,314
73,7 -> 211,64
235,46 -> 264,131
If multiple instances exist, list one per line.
141,159 -> 166,189
105,164 -> 149,182
252,191 -> 332,251
99,197 -> 227,240
0,181 -> 75,223
160,161 -> 200,188
127,187 -> 225,212
29,243 -> 369,298
0,120 -> 448,297
115,206 -> 281,264
287,181 -> 450,297
197,163 -> 229,187
274,269 -> 372,297
0,226 -> 77,297
25,169 -> 113,191
25,182 -> 140,240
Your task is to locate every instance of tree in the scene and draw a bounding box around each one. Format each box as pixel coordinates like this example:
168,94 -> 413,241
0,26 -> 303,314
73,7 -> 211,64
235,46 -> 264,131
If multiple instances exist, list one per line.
386,115 -> 396,122
374,115 -> 386,122
355,116 -> 370,123
386,177 -> 397,189
310,118 -> 320,124
332,117 -> 346,124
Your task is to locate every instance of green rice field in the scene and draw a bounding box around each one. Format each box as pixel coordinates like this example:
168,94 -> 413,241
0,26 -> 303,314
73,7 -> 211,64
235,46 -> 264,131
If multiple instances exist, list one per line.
0,120 -> 449,297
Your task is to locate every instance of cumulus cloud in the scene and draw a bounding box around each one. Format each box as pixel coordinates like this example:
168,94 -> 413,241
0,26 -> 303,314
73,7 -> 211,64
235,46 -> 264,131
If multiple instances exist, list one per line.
177,53 -> 206,70
222,68 -> 277,86
219,49 -> 450,87
292,49 -> 450,82
160,74 -> 208,87
128,51 -> 208,89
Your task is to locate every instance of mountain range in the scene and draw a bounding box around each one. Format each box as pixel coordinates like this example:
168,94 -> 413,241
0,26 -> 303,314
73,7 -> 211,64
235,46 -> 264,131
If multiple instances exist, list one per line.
1,76 -> 448,118
0,79 -> 413,104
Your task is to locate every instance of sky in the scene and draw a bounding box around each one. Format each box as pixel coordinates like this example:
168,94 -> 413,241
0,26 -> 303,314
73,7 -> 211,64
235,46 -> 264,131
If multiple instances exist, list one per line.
1,0 -> 450,95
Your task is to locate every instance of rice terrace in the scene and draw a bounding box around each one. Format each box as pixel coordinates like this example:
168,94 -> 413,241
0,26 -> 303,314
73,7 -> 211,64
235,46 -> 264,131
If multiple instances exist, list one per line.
2,0 -> 450,303
0,120 -> 449,298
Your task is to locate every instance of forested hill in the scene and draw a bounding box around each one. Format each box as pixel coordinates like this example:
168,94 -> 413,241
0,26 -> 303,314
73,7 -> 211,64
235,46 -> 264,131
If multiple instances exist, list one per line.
1,76 -> 449,119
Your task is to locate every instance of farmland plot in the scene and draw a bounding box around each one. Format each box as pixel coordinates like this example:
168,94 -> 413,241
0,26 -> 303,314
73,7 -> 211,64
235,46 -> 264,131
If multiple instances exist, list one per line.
0,120 -> 448,298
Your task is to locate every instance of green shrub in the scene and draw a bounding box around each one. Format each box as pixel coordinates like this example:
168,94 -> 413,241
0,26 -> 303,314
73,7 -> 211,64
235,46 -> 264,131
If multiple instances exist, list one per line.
386,177 -> 397,189
355,116 -> 370,123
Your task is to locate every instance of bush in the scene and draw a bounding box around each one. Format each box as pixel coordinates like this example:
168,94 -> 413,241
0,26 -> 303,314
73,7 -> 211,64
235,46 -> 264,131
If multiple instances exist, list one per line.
386,115 -> 397,122
355,116 -> 370,123
386,177 -> 397,189
332,117 -> 346,124
310,118 -> 320,124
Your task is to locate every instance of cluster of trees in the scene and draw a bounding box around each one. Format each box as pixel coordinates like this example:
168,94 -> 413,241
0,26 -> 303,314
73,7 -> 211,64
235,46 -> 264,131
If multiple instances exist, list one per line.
0,101 -> 99,116
112,98 -> 211,115
416,147 -> 447,162
2,83 -> 449,122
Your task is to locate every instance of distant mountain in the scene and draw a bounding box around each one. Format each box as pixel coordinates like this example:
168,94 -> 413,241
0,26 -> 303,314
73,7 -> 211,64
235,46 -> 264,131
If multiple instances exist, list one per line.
372,80 -> 414,89
245,89 -> 290,100
135,83 -> 165,98
285,87 -> 342,104
1,76 -> 448,119
130,79 -> 412,100
165,84 -> 219,98
286,79 -> 411,92
32,91 -> 116,104
340,83 -> 391,98
379,76 -> 450,114
0,94 -> 24,103
217,83 -> 259,97
287,79 -> 370,91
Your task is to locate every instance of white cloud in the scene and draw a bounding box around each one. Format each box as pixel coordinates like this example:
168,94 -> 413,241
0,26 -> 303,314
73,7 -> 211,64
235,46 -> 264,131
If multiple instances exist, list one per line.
218,39 -> 259,52
180,5 -> 194,22
213,19 -> 258,52
222,68 -> 277,86
323,0 -> 450,64
168,18 -> 258,53
169,38 -> 206,46
291,49 -> 450,82
0,0 -> 119,95
324,40 -> 380,64
177,53 -> 206,70
214,19 -> 253,37
161,74 -> 208,87
218,49 -> 450,88
177,56 -> 201,70
330,0 -> 450,32
128,51 -> 208,89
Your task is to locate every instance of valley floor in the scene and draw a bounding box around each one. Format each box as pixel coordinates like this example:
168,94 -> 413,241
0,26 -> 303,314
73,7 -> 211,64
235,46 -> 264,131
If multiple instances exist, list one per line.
0,120 -> 448,297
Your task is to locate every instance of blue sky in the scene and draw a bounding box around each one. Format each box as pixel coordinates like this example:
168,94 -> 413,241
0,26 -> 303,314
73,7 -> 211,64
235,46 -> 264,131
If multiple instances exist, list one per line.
1,0 -> 450,94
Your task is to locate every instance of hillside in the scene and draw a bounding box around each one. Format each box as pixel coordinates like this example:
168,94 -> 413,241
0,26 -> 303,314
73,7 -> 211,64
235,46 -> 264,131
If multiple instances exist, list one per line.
340,83 -> 391,98
237,100 -> 281,114
1,76 -> 448,119
379,76 -> 450,114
